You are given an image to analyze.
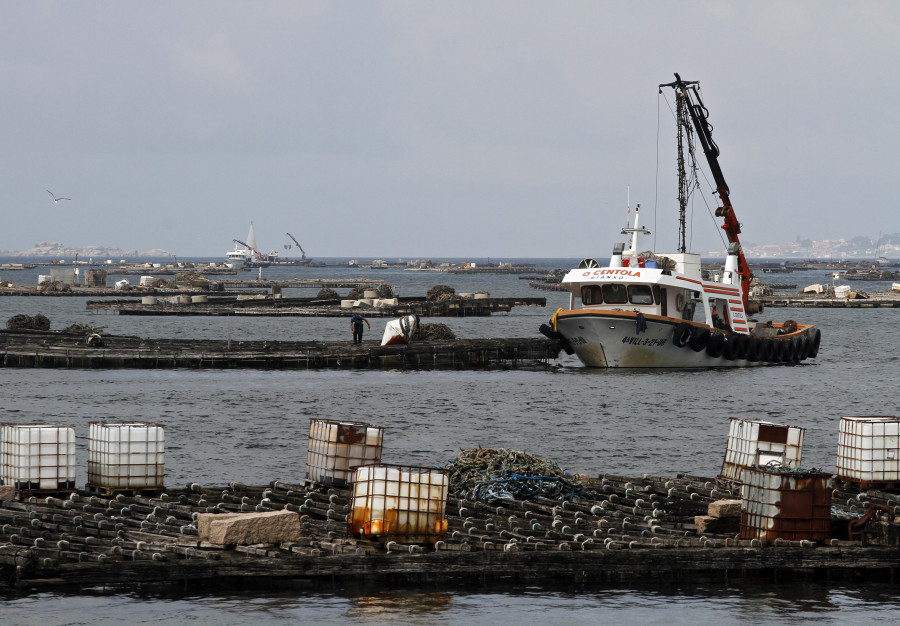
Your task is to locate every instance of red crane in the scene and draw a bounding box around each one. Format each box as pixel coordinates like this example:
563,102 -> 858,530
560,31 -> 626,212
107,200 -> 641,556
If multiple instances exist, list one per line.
233,239 -> 264,262
660,73 -> 754,310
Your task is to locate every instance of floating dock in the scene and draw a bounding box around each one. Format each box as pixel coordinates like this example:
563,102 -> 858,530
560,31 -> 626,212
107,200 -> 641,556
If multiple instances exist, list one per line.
757,293 -> 900,308
0,330 -> 561,370
84,296 -> 548,317
1,473 -> 897,591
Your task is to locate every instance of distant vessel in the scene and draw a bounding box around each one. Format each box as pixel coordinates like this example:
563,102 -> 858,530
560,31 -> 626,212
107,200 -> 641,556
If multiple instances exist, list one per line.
225,224 -> 312,267
541,74 -> 821,368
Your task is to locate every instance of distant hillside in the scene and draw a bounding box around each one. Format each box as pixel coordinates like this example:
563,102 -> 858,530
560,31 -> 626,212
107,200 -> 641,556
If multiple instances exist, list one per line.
708,233 -> 900,259
0,242 -> 167,258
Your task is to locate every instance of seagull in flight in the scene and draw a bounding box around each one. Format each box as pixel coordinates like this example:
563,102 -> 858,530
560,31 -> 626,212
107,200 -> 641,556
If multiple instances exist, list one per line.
47,190 -> 71,203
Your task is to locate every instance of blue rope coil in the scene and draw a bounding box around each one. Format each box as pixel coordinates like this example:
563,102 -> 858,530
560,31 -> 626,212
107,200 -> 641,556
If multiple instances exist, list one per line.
469,473 -> 591,503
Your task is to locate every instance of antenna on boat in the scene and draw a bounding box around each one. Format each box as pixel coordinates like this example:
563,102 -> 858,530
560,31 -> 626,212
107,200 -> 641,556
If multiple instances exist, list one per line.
621,203 -> 651,259
625,186 -> 631,228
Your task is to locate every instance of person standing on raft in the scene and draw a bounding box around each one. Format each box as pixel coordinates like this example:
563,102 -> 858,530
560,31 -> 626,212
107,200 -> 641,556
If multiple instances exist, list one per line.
350,313 -> 371,344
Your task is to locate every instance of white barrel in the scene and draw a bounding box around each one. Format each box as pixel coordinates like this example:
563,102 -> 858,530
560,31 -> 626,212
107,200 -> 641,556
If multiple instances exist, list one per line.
306,419 -> 384,487
141,296 -> 157,305
87,421 -> 165,490
49,268 -> 76,284
0,424 -> 77,490
473,292 -> 490,299
364,290 -> 379,298
720,418 -> 804,481
341,300 -> 355,308
348,463 -> 449,541
836,416 -> 900,484
191,295 -> 208,303
176,295 -> 191,304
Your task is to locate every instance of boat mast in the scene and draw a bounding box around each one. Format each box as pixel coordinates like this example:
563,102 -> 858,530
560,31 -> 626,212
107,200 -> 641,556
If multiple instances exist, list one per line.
675,92 -> 690,254
660,73 -> 753,308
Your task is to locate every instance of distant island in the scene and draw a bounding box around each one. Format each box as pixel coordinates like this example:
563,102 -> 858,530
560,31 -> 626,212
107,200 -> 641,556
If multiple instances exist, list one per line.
708,234 -> 899,259
0,242 -> 168,258
1,233 -> 898,260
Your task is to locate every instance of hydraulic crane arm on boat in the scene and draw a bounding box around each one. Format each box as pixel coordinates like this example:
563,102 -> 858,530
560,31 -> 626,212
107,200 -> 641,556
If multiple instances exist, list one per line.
286,232 -> 307,261
660,73 -> 753,309
233,238 -> 264,261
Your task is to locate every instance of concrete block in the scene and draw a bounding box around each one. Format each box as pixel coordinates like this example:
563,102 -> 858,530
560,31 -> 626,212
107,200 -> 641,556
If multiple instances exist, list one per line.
708,499 -> 742,519
207,510 -> 303,546
695,515 -> 740,536
197,512 -> 245,540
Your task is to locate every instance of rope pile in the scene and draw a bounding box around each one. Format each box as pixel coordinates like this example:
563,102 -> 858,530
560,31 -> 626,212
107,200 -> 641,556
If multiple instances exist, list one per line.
316,288 -> 340,299
445,448 -> 592,503
376,284 -> 395,298
756,461 -> 827,475
637,251 -> 676,270
63,323 -> 100,334
37,281 -> 71,293
7,314 -> 51,331
426,285 -> 455,301
414,323 -> 455,341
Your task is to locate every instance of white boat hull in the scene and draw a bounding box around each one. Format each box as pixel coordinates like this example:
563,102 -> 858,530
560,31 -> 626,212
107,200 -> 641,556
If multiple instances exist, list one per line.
554,310 -> 816,368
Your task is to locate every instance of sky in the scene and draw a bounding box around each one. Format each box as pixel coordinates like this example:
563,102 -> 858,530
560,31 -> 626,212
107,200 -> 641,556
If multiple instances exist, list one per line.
1,1 -> 898,259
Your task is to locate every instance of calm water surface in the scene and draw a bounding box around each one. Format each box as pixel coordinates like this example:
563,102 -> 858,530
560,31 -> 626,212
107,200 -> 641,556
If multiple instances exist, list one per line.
1,259 -> 898,622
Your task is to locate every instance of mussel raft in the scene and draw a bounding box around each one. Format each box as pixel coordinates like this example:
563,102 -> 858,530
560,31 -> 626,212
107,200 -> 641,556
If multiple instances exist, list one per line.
1,472 -> 899,591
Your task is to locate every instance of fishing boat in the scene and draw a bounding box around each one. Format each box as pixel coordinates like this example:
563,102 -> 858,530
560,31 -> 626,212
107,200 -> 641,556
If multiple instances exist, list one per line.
225,225 -> 312,267
540,74 -> 821,368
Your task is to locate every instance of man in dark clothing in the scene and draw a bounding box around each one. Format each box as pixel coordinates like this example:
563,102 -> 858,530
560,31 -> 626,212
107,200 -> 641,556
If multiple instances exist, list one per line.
350,313 -> 371,344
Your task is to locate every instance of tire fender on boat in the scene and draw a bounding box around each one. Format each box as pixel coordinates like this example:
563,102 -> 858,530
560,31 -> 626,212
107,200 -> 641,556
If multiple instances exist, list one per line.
688,327 -> 710,352
775,338 -> 792,363
672,323 -> 692,348
745,336 -> 761,362
795,335 -> 810,361
706,332 -> 725,358
760,338 -> 777,362
724,334 -> 748,360
539,322 -> 574,356
807,327 -> 822,358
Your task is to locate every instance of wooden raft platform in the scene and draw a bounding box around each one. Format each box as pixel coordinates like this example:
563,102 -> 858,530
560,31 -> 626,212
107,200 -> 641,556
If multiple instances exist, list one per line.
757,293 -> 900,308
0,329 -> 561,370
1,474 -> 898,591
85,296 -> 548,317
215,278 -> 387,289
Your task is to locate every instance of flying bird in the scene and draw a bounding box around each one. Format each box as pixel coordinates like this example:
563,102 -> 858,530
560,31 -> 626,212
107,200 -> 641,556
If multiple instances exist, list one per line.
47,190 -> 71,203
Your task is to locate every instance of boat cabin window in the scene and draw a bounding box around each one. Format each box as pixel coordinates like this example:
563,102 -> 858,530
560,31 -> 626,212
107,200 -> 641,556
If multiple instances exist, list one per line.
628,284 -> 654,305
581,285 -> 603,305
602,284 -> 628,304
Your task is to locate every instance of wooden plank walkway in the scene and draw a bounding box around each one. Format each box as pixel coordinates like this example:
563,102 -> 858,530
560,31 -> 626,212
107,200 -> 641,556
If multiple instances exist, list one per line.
0,330 -> 561,370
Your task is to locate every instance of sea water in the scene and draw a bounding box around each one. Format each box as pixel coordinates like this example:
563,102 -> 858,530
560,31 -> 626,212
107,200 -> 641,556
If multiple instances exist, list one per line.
1,258 -> 898,623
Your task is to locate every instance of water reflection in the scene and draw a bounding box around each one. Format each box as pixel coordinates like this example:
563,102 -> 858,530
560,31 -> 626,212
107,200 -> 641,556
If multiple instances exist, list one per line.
3,580 -> 900,624
348,590 -> 453,621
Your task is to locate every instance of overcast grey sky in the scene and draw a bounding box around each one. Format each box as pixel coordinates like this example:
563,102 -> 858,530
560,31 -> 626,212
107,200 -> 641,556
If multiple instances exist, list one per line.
2,1 -> 897,258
